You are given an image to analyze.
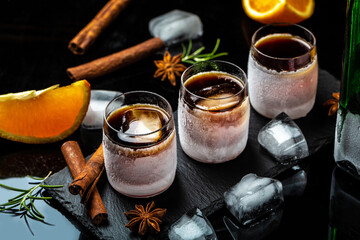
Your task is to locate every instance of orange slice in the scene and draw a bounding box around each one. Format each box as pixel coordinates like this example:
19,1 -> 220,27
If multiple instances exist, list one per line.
242,0 -> 315,24
0,80 -> 91,144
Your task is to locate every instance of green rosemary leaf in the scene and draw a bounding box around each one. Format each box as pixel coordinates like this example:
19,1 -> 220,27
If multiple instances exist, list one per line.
8,191 -> 27,202
0,171 -> 63,222
20,200 -> 31,213
30,198 -> 44,218
19,191 -> 31,211
27,175 -> 46,181
193,51 -> 227,58
0,183 -> 27,192
186,39 -> 193,57
191,46 -> 206,57
0,199 -> 22,206
0,203 -> 21,211
194,52 -> 229,62
182,59 -> 197,64
28,196 -> 52,200
210,52 -> 229,58
181,43 -> 187,57
25,203 -> 44,221
39,184 -> 63,188
210,38 -> 221,55
181,38 -> 228,64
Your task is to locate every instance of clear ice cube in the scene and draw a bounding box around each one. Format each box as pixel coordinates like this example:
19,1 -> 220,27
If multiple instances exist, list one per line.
149,9 -> 203,45
224,173 -> 283,226
281,165 -> 307,197
82,90 -> 121,129
197,83 -> 238,98
118,108 -> 162,143
168,208 -> 217,240
257,112 -> 309,163
197,93 -> 239,111
223,209 -> 282,240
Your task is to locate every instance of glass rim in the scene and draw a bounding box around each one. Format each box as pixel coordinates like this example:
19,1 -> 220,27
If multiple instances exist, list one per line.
251,23 -> 317,61
103,90 -> 174,137
180,60 -> 248,101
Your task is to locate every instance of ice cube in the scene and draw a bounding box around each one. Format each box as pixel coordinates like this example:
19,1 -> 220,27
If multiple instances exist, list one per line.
197,93 -> 239,111
281,165 -> 307,197
149,9 -> 203,45
257,112 -> 309,163
224,173 -> 283,226
223,209 -> 282,240
197,83 -> 238,98
82,90 -> 121,129
118,108 -> 162,143
168,208 -> 217,240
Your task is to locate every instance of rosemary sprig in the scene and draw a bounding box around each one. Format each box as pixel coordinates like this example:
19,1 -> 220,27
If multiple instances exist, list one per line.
0,171 -> 63,222
181,38 -> 228,64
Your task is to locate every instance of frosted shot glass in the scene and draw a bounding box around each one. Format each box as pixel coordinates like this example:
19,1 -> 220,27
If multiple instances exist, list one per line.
178,60 -> 250,163
247,23 -> 318,119
103,91 -> 177,198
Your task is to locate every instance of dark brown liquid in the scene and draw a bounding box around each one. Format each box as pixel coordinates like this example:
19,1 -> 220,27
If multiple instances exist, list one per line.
253,34 -> 313,72
183,72 -> 246,111
256,34 -> 311,58
104,104 -> 170,147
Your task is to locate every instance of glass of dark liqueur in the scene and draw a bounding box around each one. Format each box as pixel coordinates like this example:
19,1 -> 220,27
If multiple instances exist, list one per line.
178,60 -> 250,163
103,91 -> 176,198
247,23 -> 318,119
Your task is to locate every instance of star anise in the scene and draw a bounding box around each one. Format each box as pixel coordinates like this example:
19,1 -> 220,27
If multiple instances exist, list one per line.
323,92 -> 340,116
153,50 -> 187,86
124,201 -> 167,236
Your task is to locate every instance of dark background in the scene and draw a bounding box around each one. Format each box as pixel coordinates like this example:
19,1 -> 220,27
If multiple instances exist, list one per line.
0,0 -> 354,239
0,0 -> 346,94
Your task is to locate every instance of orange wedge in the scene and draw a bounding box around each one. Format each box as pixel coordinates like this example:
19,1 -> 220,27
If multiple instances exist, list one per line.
0,80 -> 91,144
242,0 -> 315,24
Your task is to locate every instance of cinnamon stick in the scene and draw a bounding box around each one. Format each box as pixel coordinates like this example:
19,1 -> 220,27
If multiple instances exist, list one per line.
61,141 -> 107,225
69,0 -> 131,55
67,37 -> 165,81
69,144 -> 104,204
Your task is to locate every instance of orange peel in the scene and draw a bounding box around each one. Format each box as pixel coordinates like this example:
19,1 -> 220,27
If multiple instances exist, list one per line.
242,0 -> 315,24
0,80 -> 91,144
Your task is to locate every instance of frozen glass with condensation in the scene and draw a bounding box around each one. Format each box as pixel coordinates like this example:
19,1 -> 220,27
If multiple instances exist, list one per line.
178,60 -> 250,163
103,91 -> 177,198
247,23 -> 318,119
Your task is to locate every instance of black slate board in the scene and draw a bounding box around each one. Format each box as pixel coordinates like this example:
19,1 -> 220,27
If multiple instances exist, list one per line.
45,69 -> 339,239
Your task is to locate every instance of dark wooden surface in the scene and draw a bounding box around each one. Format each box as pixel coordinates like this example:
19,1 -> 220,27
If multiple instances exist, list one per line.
0,0 -> 352,239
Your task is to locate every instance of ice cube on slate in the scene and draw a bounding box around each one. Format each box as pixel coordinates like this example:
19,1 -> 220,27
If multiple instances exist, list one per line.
281,165 -> 307,197
118,108 -> 162,143
168,208 -> 217,240
149,9 -> 203,45
82,90 -> 121,129
224,173 -> 283,226
223,209 -> 282,240
257,112 -> 309,163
